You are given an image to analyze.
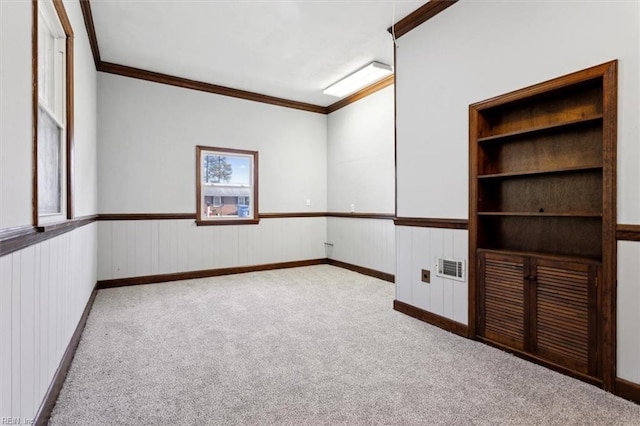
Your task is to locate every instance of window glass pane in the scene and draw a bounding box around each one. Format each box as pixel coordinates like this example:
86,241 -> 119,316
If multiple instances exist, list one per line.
38,108 -> 61,215
200,150 -> 254,220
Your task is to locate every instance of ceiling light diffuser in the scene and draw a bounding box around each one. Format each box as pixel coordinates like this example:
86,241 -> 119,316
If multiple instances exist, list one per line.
323,61 -> 393,98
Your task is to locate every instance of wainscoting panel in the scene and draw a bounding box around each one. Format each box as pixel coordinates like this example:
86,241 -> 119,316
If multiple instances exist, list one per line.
325,217 -> 395,276
97,218 -> 327,280
0,223 -> 97,421
617,240 -> 640,384
395,226 -> 468,325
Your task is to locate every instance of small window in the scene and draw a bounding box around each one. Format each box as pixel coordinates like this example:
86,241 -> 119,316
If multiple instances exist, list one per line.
196,146 -> 259,225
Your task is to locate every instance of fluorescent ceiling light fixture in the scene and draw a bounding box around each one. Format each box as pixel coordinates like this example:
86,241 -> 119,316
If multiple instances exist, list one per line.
323,61 -> 393,98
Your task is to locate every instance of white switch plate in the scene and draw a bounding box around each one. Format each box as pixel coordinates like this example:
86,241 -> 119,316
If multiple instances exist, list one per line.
350,204 -> 355,212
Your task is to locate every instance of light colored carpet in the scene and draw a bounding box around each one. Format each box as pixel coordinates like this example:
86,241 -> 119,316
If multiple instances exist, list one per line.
50,265 -> 640,425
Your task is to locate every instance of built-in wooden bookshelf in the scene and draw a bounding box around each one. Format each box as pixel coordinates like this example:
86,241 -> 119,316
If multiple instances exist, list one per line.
468,61 -> 617,389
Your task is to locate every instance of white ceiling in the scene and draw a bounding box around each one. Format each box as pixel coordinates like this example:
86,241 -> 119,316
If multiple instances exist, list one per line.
90,0 -> 428,107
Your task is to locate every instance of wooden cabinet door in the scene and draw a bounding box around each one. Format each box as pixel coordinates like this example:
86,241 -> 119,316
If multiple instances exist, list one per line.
531,257 -> 599,377
479,251 -> 529,350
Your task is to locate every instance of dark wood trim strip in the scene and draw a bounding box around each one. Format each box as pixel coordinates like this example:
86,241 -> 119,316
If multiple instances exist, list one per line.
33,284 -> 98,426
32,0 -> 38,226
195,219 -> 260,226
79,0 -> 101,68
0,225 -> 35,241
65,24 -> 75,220
98,61 -> 328,114
97,258 -> 328,289
98,213 -> 196,221
96,212 -> 396,221
617,224 -> 640,242
327,259 -> 394,283
326,75 -> 394,114
393,300 -> 468,338
470,61 -> 618,111
615,377 -> 640,404
36,214 -> 97,233
327,212 -> 396,220
0,215 -> 98,257
388,0 -> 458,39
601,60 -> 618,391
260,212 -> 327,219
394,217 -> 469,229
52,0 -> 74,37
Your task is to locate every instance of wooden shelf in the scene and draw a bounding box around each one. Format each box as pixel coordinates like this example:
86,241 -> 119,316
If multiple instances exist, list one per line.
478,165 -> 602,180
477,115 -> 603,143
478,212 -> 602,218
477,248 -> 602,264
469,61 -> 617,388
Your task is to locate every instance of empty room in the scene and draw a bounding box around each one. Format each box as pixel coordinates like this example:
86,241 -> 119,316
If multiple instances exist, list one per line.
1,0 -> 640,424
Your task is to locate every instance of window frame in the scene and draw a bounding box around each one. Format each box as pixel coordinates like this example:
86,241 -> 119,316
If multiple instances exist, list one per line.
33,0 -> 74,226
196,146 -> 259,225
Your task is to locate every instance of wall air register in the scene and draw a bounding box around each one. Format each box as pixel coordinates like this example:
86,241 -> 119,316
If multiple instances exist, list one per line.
436,258 -> 466,282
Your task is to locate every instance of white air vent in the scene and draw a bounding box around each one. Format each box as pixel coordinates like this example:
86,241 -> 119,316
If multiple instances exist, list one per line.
436,258 -> 466,282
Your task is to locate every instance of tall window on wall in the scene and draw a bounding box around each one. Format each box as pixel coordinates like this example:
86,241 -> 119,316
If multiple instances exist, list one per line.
35,0 -> 73,224
196,146 -> 259,225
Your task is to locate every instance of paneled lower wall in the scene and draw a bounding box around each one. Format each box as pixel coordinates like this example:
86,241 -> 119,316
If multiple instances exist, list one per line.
97,217 -> 326,281
617,240 -> 640,383
0,223 -> 97,421
395,226 -> 468,325
326,217 -> 395,276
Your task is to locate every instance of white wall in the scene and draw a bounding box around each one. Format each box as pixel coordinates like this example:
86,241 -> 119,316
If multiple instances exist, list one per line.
326,217 -> 395,275
98,217 -> 325,280
68,0 -> 98,217
0,0 -> 32,228
395,0 -> 639,382
326,85 -> 395,273
97,73 -> 329,275
98,73 -> 327,214
0,0 -> 98,420
327,86 -> 394,214
396,0 -> 639,221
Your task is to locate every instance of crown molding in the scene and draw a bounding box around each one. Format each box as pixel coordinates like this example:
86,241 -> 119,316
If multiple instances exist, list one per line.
79,0 -> 100,68
79,0 -> 396,114
326,75 -> 394,114
388,0 -> 458,39
98,61 -> 328,114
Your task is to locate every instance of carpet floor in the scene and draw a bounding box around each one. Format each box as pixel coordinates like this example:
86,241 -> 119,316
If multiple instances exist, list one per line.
50,265 -> 640,425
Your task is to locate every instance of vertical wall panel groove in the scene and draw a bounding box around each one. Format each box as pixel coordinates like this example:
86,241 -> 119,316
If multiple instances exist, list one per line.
0,224 -> 97,420
97,218 -> 328,281
396,225 -> 469,326
0,255 -> 13,417
326,217 -> 395,278
11,251 -> 21,415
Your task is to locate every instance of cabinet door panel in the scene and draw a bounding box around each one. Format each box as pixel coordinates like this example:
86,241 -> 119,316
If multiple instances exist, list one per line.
480,252 -> 527,350
532,258 -> 597,375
